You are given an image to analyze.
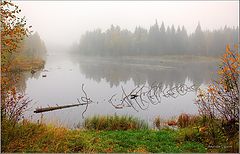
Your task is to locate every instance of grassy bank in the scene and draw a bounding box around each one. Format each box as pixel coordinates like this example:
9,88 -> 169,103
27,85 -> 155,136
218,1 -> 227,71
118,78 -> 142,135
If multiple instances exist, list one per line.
1,119 -> 206,153
9,55 -> 45,72
2,115 -> 238,153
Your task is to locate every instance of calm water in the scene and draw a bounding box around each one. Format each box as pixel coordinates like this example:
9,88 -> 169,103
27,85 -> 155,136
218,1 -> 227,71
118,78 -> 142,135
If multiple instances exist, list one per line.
19,53 -> 218,128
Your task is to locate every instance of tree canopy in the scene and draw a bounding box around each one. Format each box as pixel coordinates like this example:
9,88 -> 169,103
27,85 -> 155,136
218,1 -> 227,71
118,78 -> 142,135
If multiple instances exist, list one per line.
1,0 -> 30,67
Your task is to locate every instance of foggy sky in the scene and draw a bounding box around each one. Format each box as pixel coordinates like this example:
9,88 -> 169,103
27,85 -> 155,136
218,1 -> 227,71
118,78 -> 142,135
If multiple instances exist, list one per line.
16,1 -> 239,48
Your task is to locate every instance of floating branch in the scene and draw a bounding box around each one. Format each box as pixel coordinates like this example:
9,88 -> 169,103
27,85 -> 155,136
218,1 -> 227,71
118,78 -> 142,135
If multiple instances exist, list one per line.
34,84 -> 94,116
34,102 -> 89,113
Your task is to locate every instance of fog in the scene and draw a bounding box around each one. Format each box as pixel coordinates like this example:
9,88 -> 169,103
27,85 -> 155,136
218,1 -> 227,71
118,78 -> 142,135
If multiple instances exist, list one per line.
16,1 -> 238,50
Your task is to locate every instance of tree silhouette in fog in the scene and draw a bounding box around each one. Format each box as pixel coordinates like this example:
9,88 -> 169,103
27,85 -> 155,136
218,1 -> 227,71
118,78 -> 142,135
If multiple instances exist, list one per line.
71,21 -> 238,57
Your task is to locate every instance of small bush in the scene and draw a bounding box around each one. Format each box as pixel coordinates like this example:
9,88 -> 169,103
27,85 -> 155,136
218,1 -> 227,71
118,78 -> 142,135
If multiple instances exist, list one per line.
153,116 -> 161,130
188,115 -> 204,126
176,127 -> 201,142
83,115 -> 148,130
178,114 -> 207,128
177,113 -> 190,128
2,90 -> 31,124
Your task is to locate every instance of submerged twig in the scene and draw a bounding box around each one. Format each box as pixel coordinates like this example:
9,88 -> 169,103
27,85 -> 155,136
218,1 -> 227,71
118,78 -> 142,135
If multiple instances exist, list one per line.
80,83 -> 91,118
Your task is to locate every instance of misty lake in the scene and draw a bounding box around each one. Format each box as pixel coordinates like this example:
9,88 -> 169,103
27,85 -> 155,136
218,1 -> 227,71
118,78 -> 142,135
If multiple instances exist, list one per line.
19,52 -> 218,128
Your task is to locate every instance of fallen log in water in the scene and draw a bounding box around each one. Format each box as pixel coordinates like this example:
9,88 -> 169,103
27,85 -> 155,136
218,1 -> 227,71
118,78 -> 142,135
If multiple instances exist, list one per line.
34,102 -> 89,113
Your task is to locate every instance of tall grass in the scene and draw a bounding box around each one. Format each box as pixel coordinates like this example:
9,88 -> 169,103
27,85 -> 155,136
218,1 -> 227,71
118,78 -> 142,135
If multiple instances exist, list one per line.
1,119 -> 70,152
83,115 -> 148,130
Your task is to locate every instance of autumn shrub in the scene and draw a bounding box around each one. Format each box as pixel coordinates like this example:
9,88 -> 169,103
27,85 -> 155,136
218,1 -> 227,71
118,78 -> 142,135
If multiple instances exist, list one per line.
196,44 -> 239,125
2,90 -> 31,123
176,115 -> 223,145
83,115 -> 148,130
1,94 -> 32,152
196,44 -> 239,152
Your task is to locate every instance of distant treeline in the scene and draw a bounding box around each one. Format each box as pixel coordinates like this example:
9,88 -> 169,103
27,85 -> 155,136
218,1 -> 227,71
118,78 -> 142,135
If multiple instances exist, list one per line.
71,21 -> 238,57
16,32 -> 47,60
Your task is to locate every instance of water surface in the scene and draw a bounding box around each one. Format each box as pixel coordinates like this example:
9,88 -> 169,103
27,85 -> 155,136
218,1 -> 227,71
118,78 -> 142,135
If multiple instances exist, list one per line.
20,53 -> 218,127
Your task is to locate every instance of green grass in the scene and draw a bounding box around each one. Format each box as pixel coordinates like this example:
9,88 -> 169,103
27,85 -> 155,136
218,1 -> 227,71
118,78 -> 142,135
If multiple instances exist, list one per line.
83,115 -> 148,130
89,129 -> 207,153
1,119 -> 207,153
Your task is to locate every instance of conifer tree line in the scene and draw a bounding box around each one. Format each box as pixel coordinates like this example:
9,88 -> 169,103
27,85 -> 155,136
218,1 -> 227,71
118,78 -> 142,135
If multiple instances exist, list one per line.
71,21 -> 239,57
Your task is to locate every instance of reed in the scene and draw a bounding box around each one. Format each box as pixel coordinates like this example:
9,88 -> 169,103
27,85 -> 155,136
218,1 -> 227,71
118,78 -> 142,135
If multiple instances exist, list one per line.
83,114 -> 148,130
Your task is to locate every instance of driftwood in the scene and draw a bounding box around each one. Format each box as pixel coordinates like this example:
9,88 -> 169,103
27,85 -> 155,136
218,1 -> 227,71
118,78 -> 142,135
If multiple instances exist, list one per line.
34,84 -> 93,119
34,102 -> 89,113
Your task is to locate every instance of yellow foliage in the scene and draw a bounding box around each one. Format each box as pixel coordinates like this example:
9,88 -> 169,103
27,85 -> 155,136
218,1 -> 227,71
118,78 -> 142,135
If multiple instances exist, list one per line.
1,0 -> 30,68
196,43 -> 239,122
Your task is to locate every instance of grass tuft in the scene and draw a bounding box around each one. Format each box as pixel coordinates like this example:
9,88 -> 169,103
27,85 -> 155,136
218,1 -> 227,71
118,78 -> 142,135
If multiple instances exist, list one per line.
83,114 -> 148,130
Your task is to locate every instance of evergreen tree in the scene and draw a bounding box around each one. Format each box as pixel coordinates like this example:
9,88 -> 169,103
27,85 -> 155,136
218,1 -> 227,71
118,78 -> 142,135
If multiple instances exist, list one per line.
73,21 -> 238,57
